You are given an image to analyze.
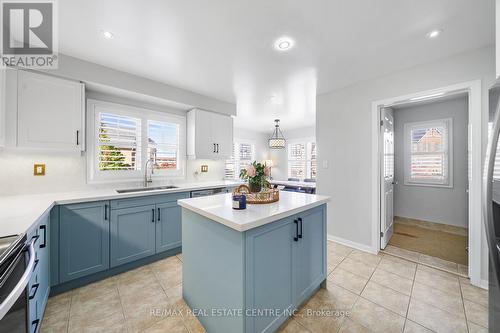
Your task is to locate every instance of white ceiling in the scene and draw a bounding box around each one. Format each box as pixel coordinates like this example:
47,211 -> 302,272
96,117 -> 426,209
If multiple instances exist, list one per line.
59,0 -> 494,132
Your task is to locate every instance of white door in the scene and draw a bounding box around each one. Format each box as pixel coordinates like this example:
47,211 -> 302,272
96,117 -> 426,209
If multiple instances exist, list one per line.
381,108 -> 394,249
17,70 -> 84,151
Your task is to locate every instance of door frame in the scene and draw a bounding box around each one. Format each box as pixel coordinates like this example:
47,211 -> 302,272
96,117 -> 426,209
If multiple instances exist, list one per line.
371,80 -> 482,287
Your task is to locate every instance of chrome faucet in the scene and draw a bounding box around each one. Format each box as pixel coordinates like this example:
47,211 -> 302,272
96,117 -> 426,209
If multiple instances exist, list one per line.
144,158 -> 155,186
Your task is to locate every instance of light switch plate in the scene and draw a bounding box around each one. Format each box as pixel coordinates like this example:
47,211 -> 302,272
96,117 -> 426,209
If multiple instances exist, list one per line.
34,164 -> 46,176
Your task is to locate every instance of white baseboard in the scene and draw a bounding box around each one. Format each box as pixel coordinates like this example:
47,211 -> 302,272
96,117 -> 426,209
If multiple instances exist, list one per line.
478,279 -> 489,290
327,234 -> 377,254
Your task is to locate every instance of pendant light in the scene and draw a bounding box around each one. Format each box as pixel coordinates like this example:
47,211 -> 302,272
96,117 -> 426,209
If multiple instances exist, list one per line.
268,119 -> 286,149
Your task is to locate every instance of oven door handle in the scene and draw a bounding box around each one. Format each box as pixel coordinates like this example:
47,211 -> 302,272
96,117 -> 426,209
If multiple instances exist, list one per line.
0,239 -> 36,320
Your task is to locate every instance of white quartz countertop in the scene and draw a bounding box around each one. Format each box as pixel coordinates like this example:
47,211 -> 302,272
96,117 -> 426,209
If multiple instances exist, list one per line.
178,191 -> 330,232
0,181 -> 241,237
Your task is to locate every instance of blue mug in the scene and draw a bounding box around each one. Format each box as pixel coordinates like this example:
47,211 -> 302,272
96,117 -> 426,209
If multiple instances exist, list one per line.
232,194 -> 247,210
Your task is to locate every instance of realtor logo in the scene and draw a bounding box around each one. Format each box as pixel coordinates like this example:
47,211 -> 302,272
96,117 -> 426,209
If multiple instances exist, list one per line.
1,0 -> 58,68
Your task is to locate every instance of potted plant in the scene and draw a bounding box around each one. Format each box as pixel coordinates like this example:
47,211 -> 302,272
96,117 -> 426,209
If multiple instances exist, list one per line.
240,161 -> 270,193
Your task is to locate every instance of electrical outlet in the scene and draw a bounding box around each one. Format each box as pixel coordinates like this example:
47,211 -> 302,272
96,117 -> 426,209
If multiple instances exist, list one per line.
34,164 -> 46,176
201,165 -> 209,173
322,160 -> 328,169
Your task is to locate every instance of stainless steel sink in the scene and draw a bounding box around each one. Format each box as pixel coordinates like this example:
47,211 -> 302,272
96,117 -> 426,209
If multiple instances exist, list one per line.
116,185 -> 178,193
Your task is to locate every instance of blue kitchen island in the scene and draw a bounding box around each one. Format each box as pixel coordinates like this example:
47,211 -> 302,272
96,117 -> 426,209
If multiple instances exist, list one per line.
178,191 -> 329,333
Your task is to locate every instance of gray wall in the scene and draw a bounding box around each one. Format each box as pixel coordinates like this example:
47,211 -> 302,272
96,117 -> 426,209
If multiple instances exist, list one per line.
316,46 -> 494,282
393,96 -> 468,228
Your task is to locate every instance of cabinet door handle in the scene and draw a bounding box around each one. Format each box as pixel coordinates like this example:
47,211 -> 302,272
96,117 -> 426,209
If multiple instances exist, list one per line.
29,283 -> 39,300
294,219 -> 299,242
39,225 -> 46,248
216,143 -> 219,153
31,319 -> 40,333
33,259 -> 39,271
213,143 -> 216,153
157,208 -> 161,221
104,204 -> 108,220
298,218 -> 303,239
76,130 -> 79,146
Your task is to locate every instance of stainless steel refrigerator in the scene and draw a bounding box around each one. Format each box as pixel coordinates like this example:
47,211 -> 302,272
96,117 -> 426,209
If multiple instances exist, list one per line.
484,84 -> 500,331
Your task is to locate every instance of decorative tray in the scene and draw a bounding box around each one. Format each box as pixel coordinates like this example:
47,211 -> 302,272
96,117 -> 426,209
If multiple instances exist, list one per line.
233,185 -> 279,204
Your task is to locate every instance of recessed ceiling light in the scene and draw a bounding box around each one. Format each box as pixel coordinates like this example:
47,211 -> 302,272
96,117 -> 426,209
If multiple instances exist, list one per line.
426,29 -> 443,39
102,31 -> 114,39
274,37 -> 295,51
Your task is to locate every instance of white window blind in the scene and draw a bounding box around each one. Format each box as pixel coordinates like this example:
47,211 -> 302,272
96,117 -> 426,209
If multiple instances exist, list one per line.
98,112 -> 141,171
287,141 -> 317,180
404,119 -> 452,186
148,120 -> 180,170
225,142 -> 255,180
88,100 -> 186,183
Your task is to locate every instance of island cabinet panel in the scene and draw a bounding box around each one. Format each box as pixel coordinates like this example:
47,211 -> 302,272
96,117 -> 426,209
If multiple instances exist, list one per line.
292,206 -> 327,306
156,201 -> 182,253
110,205 -> 156,267
59,202 -> 110,283
244,217 -> 295,333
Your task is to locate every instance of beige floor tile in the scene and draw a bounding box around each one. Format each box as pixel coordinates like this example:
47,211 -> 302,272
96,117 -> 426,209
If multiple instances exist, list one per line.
116,265 -> 158,289
119,279 -> 166,304
328,241 -> 355,257
337,257 -> 376,279
71,276 -> 118,302
458,264 -> 468,276
349,297 -> 405,333
124,294 -> 172,333
467,321 -> 489,333
460,278 -> 488,308
377,256 -> 416,280
403,319 -> 433,333
348,250 -> 382,266
418,254 -> 458,273
361,281 -> 410,317
370,267 -> 413,296
328,254 -> 345,274
176,253 -> 183,262
411,282 -> 465,318
414,265 -> 460,295
328,267 -> 369,295
464,299 -> 488,329
68,310 -> 126,333
278,318 -> 312,333
165,284 -> 183,302
41,310 -> 69,333
384,246 -> 420,262
407,298 -> 467,333
142,315 -> 189,333
338,318 -> 371,333
305,281 -> 359,310
181,311 -> 207,333
44,292 -> 72,317
69,288 -> 123,321
152,256 -> 183,290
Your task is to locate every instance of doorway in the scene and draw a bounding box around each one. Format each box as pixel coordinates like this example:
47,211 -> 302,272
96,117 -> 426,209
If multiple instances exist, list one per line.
371,81 -> 483,286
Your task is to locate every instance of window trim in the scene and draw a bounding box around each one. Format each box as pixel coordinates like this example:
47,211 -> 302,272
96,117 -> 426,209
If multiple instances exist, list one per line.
287,137 -> 316,181
403,118 -> 453,188
87,99 -> 186,183
224,139 -> 256,180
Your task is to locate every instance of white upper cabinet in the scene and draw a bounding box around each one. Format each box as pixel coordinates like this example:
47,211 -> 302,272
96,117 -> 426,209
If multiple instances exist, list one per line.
497,0 -> 500,79
187,108 -> 233,159
0,68 -> 5,148
17,70 -> 85,151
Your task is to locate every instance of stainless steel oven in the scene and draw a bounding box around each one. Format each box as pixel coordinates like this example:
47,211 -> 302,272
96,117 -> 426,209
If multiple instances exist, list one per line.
0,235 -> 36,333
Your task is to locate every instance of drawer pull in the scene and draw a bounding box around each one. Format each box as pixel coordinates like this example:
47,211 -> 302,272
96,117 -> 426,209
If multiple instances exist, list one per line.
29,283 -> 39,300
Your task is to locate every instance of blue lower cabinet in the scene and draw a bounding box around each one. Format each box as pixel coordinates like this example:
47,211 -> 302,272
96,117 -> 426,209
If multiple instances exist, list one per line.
293,206 -> 327,305
110,205 -> 156,267
59,202 -> 110,282
156,201 -> 182,253
245,217 -> 295,333
27,213 -> 50,333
